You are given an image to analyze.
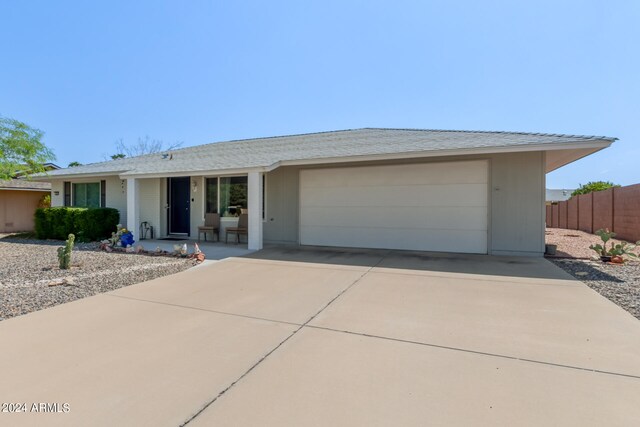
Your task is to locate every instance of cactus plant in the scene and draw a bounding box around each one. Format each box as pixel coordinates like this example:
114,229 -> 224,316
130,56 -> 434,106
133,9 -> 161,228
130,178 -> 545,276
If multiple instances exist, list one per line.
57,233 -> 75,269
590,229 -> 639,262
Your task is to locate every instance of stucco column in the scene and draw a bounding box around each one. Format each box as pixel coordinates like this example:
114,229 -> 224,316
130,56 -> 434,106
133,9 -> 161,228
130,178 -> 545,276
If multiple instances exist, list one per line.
247,171 -> 263,250
126,178 -> 140,239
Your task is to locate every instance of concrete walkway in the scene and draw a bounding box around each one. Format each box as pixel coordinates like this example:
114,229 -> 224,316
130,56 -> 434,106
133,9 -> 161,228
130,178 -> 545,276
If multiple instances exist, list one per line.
1,247 -> 640,426
140,238 -> 254,260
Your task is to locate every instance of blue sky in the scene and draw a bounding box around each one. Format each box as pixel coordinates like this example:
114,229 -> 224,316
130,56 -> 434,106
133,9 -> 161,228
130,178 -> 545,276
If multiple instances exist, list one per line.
1,1 -> 638,188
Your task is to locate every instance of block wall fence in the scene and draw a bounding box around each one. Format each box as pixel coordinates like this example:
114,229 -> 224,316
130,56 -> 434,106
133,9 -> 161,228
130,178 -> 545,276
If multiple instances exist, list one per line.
546,184 -> 640,242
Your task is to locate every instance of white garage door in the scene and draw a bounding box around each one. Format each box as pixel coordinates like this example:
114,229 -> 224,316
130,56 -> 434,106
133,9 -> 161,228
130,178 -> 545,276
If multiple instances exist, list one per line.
300,160 -> 488,253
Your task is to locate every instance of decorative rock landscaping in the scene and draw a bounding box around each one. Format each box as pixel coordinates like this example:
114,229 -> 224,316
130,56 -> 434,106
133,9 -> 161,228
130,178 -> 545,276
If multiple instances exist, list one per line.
546,228 -> 640,320
0,237 -> 195,321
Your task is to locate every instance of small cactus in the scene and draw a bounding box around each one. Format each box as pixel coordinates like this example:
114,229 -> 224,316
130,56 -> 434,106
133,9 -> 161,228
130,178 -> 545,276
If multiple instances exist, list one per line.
57,234 -> 75,269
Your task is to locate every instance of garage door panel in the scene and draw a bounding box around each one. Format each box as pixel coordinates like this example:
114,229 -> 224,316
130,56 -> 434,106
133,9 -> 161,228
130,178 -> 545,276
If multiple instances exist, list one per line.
300,161 -> 488,254
301,206 -> 487,230
301,161 -> 488,189
300,226 -> 488,253
302,184 -> 488,208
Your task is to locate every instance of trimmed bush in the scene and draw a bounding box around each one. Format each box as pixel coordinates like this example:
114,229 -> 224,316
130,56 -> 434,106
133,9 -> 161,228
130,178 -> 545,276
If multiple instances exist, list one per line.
35,207 -> 120,241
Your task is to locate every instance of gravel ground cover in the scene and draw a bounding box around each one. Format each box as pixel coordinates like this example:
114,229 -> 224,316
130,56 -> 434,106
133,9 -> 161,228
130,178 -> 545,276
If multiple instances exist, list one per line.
549,258 -> 640,320
0,237 -> 195,321
545,228 -> 640,320
544,227 -> 634,259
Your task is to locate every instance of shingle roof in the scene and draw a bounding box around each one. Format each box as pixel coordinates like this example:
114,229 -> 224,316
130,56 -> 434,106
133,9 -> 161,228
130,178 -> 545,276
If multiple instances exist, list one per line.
41,128 -> 616,178
0,179 -> 52,190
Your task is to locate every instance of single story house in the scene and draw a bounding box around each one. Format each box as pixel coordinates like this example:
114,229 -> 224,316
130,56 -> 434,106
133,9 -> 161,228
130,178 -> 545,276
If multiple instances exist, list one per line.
546,188 -> 575,204
37,128 -> 614,256
0,179 -> 52,233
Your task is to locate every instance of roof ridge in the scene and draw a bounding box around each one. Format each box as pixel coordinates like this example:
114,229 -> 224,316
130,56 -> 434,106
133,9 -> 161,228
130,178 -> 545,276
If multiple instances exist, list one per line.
167,128 -> 367,153
362,127 -> 617,141
138,127 -> 617,158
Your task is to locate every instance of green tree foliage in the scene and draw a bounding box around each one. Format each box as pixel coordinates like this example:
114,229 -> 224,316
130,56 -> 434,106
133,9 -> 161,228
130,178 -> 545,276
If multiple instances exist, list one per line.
68,161 -> 82,167
0,116 -> 55,180
571,181 -> 620,196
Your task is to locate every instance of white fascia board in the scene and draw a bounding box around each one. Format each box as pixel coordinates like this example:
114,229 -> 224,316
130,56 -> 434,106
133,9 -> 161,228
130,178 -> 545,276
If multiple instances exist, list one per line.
0,187 -> 51,192
31,171 -> 128,181
266,140 -> 613,171
118,167 -> 268,179
31,139 -> 614,179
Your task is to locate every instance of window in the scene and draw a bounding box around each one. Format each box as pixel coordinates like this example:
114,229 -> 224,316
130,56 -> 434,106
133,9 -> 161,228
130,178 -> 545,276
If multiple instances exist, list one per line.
205,178 -> 218,213
220,176 -> 247,217
204,175 -> 266,219
73,183 -> 101,208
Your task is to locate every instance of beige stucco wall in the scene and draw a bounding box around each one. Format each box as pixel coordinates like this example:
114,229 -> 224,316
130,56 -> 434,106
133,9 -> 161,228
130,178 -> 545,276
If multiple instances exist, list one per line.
45,150 -> 545,255
190,176 -> 204,238
489,151 -> 545,256
0,190 -> 50,233
264,151 -> 546,256
263,167 -> 300,244
138,178 -> 162,237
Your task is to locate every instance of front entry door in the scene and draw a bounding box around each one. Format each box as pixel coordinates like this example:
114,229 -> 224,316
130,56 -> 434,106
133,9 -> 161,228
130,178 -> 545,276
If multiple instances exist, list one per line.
168,177 -> 190,235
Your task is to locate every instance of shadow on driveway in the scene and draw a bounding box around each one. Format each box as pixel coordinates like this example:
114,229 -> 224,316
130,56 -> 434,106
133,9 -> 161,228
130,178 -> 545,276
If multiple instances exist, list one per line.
244,245 -> 577,281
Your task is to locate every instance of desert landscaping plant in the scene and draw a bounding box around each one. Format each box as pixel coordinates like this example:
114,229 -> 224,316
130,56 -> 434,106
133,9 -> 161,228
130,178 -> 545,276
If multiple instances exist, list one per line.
589,229 -> 639,262
57,234 -> 75,269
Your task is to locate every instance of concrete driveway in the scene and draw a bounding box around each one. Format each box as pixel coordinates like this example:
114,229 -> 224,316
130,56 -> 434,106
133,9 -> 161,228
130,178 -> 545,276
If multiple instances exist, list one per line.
1,247 -> 640,426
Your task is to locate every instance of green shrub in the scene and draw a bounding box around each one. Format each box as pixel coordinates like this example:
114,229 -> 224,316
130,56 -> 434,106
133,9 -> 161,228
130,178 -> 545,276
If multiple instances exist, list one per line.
34,207 -> 120,241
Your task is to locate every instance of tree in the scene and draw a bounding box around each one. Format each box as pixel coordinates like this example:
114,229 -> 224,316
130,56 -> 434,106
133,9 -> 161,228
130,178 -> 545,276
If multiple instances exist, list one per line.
571,181 -> 620,196
111,136 -> 183,158
0,116 -> 55,180
68,161 -> 82,167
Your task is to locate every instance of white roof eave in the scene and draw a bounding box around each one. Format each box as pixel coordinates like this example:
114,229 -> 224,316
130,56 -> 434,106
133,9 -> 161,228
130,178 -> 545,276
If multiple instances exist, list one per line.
32,138 -> 613,181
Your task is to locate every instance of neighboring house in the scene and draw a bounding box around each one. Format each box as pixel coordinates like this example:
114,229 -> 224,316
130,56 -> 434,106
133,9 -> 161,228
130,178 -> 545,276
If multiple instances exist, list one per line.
13,162 -> 60,178
0,179 -> 52,233
36,128 -> 614,255
546,188 -> 575,204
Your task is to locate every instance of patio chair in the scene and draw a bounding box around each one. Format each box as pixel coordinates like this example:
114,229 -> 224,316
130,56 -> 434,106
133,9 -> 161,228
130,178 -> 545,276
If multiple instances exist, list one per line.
225,213 -> 248,244
198,213 -> 220,242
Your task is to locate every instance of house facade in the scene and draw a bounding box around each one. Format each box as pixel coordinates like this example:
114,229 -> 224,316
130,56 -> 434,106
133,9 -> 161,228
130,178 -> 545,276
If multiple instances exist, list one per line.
0,180 -> 52,233
40,129 -> 614,256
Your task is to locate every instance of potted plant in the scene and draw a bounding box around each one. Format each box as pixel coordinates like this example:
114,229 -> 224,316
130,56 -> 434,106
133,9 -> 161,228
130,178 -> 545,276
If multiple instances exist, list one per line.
589,229 -> 639,263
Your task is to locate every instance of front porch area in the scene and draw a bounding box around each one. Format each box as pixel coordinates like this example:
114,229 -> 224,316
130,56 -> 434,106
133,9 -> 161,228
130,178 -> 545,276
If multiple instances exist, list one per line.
125,171 -> 264,251
139,238 -> 255,260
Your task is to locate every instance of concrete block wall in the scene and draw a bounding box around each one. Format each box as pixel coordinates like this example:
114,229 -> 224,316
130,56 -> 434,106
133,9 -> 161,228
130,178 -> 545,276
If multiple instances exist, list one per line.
547,184 -> 640,243
551,204 -> 559,228
577,193 -> 593,234
558,202 -> 568,229
592,188 -> 613,232
613,184 -> 640,242
567,197 -> 578,229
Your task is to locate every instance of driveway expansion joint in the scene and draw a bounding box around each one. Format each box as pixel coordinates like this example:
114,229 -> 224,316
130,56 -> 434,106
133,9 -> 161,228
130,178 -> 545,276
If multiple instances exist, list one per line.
305,325 -> 640,380
179,251 -> 390,426
105,294 -> 302,327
